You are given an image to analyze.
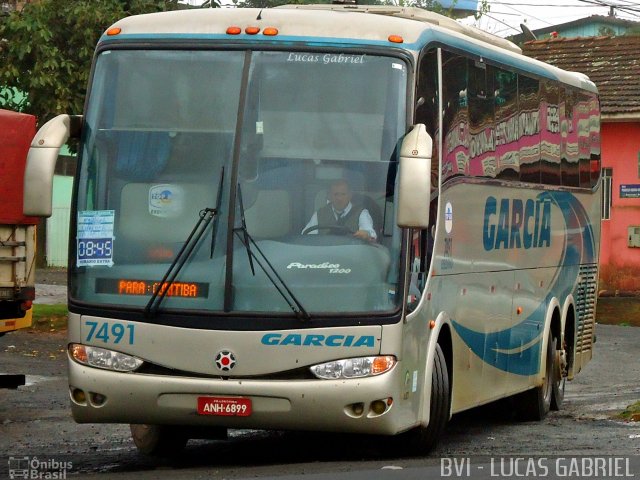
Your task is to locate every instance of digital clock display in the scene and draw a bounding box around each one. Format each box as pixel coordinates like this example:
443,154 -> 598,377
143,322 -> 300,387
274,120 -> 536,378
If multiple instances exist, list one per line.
95,278 -> 209,298
77,238 -> 113,266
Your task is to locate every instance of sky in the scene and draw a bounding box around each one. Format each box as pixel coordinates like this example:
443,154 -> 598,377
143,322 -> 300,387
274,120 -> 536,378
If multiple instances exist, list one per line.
460,0 -> 640,37
181,0 -> 640,38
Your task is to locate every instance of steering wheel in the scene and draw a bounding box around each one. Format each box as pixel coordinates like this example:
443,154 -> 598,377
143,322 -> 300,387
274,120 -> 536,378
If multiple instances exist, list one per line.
302,224 -> 353,235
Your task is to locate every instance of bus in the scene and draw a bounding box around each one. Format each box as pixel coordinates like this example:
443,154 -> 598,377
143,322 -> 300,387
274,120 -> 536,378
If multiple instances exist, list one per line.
23,5 -> 600,455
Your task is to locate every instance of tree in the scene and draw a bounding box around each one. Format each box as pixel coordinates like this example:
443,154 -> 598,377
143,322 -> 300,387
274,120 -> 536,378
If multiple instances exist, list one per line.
0,0 -> 181,124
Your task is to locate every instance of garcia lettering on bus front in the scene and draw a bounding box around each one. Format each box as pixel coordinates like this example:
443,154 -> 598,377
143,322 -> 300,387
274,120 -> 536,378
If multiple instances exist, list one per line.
261,333 -> 375,348
483,196 -> 551,251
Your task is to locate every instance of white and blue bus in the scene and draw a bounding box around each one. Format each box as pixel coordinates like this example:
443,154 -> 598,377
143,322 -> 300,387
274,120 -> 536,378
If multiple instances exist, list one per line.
24,5 -> 600,455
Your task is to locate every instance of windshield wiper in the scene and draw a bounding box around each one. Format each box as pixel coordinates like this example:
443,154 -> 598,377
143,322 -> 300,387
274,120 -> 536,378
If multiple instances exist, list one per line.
146,167 -> 225,317
145,207 -> 218,317
234,184 -> 310,321
236,184 -> 255,276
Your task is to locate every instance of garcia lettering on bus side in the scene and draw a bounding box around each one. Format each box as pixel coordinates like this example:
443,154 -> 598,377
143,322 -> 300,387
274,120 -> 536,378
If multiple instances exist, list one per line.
483,196 -> 551,251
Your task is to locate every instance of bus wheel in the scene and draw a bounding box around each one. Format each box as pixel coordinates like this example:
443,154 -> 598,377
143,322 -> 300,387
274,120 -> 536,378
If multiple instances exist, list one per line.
404,343 -> 450,455
550,335 -> 565,411
518,333 -> 559,421
130,424 -> 188,456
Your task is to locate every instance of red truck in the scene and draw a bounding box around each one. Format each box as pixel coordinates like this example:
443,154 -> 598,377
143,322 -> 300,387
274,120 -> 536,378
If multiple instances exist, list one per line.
0,109 -> 37,337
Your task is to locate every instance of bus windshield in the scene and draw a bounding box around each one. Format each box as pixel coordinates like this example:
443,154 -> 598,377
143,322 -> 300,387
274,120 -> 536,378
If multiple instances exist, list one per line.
72,49 -> 407,317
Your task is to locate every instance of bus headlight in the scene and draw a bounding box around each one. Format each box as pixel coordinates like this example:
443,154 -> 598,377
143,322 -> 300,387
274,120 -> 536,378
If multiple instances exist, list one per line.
310,355 -> 396,380
69,343 -> 143,372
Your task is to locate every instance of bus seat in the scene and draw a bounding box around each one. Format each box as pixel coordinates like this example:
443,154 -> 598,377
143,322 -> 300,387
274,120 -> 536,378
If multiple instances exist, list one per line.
244,190 -> 291,239
100,130 -> 172,182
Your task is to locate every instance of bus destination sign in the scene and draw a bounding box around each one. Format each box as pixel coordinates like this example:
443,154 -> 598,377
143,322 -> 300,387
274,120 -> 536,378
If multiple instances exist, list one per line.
95,278 -> 209,298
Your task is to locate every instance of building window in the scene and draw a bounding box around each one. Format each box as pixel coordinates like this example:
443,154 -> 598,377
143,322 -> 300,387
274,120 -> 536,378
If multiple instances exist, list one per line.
602,167 -> 612,220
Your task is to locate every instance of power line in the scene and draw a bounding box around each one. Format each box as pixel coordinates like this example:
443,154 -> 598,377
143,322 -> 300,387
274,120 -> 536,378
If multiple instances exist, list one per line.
574,0 -> 640,15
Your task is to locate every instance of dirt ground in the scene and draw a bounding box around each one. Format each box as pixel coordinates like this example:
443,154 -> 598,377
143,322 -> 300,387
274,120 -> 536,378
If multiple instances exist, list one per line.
597,297 -> 640,327
36,267 -> 67,286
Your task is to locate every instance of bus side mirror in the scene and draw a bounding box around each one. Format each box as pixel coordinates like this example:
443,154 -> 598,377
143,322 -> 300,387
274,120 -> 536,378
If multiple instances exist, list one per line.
397,124 -> 432,228
23,114 -> 82,217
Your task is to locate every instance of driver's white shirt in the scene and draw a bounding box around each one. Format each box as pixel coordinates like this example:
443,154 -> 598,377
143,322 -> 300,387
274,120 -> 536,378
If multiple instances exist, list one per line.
303,202 -> 377,239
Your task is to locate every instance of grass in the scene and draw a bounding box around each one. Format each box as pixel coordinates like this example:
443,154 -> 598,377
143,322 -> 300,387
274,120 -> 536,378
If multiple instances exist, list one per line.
596,297 -> 640,327
615,401 -> 640,422
31,304 -> 68,332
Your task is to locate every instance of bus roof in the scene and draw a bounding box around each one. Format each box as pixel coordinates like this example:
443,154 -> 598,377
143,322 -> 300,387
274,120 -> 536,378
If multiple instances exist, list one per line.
101,6 -> 596,93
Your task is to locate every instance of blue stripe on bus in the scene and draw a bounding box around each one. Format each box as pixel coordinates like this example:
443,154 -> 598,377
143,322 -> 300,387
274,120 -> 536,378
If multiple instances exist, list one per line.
452,191 -> 595,376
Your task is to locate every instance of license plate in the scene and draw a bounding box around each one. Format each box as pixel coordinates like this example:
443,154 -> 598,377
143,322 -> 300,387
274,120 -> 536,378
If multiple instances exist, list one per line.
0,289 -> 14,299
197,397 -> 251,417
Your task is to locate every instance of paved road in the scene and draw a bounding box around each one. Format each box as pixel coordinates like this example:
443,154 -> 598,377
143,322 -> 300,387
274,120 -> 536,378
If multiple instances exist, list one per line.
0,325 -> 638,479
33,284 -> 67,305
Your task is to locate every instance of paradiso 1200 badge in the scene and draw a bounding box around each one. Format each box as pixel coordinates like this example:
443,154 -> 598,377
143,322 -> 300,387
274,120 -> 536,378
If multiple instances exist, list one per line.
286,262 -> 351,274
215,350 -> 236,371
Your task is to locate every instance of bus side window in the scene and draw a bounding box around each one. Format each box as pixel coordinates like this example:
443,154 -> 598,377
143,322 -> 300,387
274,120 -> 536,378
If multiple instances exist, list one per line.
518,75 -> 541,184
408,228 -> 427,309
468,59 -> 495,178
416,49 -> 440,196
415,49 -> 439,139
588,92 -> 601,189
540,80 -> 561,186
494,67 -> 519,181
561,88 -> 580,187
442,51 -> 469,183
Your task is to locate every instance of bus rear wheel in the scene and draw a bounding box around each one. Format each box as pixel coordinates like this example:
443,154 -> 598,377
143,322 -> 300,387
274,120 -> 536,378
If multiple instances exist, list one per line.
404,343 -> 450,455
130,424 -> 188,456
517,332 -> 561,421
550,335 -> 566,411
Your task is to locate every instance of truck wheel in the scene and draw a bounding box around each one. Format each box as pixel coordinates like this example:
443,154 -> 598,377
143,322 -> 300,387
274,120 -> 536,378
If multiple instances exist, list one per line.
518,332 -> 559,421
405,343 -> 450,455
130,424 -> 188,456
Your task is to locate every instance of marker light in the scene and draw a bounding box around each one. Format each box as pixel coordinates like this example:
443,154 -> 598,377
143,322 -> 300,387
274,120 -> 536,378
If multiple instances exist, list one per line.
263,27 -> 279,36
388,35 -> 404,43
69,343 -> 143,372
106,27 -> 122,36
245,26 -> 260,35
226,26 -> 242,35
310,355 -> 396,380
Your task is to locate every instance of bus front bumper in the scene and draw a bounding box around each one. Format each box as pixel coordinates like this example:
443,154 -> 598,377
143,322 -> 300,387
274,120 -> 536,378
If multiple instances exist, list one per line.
68,359 -> 417,436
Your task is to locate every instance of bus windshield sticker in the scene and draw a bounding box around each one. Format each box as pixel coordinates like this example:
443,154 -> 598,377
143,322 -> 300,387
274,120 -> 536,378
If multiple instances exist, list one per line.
149,184 -> 184,218
445,202 -> 453,234
285,53 -> 366,65
392,63 -> 404,71
77,210 -> 115,267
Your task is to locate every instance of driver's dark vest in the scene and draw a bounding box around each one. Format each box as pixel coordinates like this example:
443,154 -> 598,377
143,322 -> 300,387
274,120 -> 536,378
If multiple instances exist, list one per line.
316,204 -> 364,233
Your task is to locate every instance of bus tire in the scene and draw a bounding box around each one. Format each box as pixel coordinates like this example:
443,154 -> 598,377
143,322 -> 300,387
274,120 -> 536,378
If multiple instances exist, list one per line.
517,332 -> 559,421
550,335 -> 565,411
130,424 -> 188,456
405,343 -> 450,455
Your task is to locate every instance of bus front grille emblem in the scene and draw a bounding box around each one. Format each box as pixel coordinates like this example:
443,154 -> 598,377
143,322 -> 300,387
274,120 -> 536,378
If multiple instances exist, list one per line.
215,350 -> 236,371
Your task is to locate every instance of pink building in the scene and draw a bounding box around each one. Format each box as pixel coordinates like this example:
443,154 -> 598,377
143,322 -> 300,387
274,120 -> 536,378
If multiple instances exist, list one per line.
524,35 -> 640,293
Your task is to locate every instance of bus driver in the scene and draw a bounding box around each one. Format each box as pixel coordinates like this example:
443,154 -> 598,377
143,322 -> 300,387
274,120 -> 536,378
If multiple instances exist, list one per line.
302,179 -> 377,241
